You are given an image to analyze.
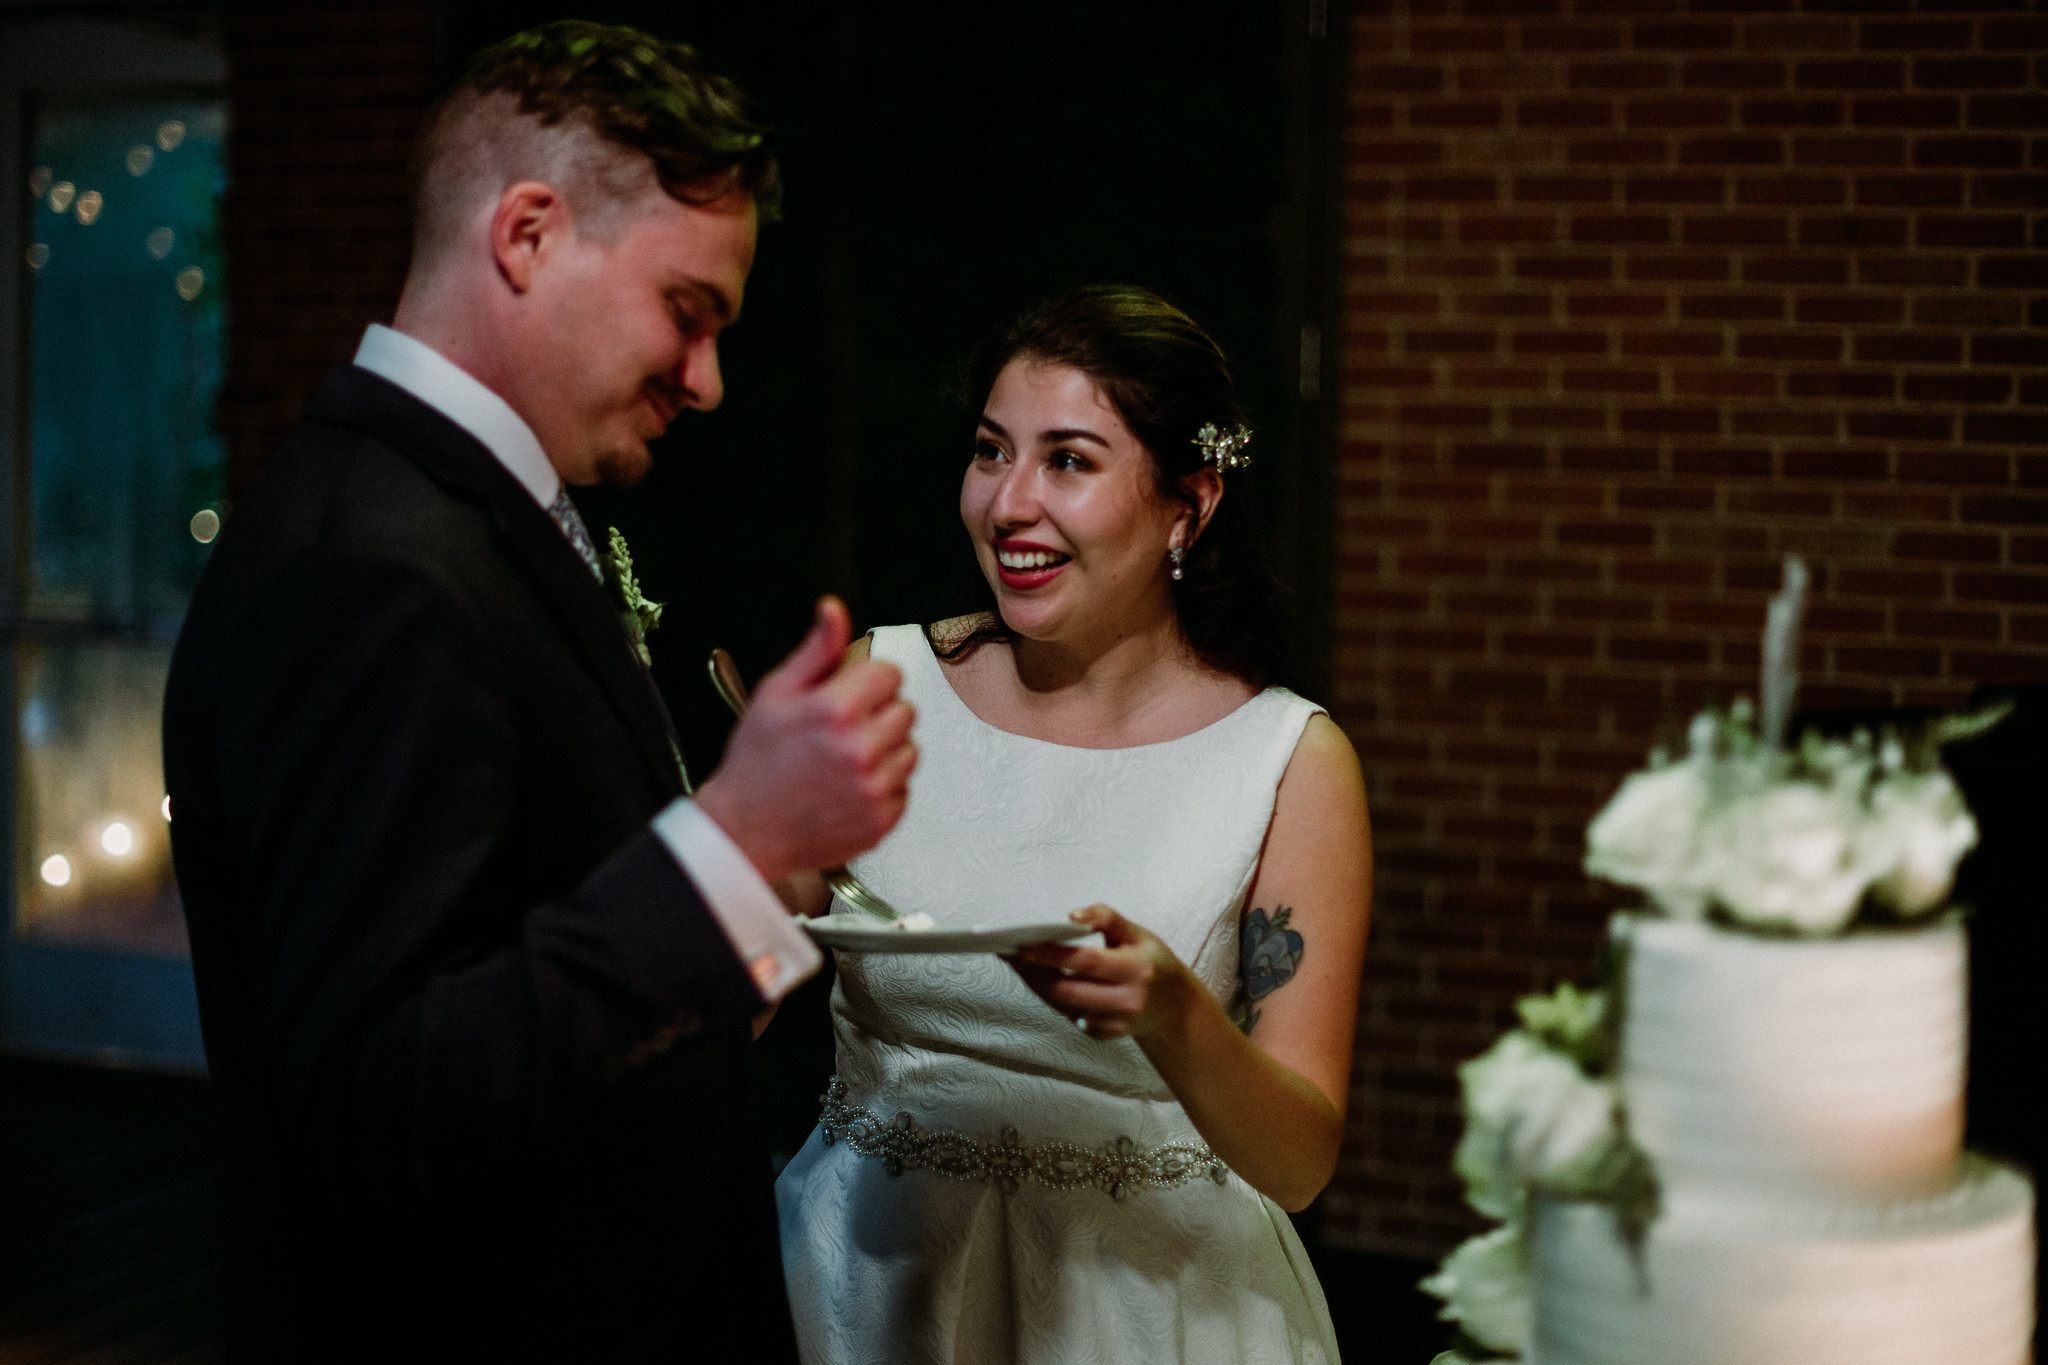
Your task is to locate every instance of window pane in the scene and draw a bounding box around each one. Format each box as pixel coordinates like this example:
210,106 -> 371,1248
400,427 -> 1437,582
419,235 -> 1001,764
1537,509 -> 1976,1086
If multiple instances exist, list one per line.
14,640 -> 183,956
25,97 -> 226,629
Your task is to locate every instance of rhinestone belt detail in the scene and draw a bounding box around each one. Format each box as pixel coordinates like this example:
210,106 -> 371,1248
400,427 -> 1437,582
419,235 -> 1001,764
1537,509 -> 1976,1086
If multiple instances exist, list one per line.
818,1077 -> 1229,1201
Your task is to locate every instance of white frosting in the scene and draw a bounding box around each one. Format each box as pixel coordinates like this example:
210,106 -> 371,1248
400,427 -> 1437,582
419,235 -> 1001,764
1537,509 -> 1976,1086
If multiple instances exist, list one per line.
1618,914 -> 1965,1199
1530,1160 -> 2037,1365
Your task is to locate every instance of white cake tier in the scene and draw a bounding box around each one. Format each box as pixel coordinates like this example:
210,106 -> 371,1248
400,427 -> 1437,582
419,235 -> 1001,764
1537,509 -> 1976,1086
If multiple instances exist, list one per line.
1530,1158 -> 2037,1365
1619,913 -> 1965,1199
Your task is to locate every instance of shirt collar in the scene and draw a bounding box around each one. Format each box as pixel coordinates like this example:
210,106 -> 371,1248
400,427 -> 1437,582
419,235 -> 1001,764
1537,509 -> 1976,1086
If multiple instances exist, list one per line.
352,323 -> 561,510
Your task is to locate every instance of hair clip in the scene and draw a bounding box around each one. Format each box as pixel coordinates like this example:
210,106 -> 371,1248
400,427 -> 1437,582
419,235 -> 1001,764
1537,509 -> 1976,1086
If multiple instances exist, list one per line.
1192,423 -> 1253,472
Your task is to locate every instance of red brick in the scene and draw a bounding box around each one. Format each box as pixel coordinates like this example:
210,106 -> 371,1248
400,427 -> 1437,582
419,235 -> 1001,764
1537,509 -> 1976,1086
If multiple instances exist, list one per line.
1796,59 -> 1903,90
1628,174 -> 1726,203
1856,174 -> 1964,207
1784,448 -> 1888,479
1852,96 -> 1960,129
1514,173 -> 1615,202
1681,135 -> 1784,165
1793,135 -> 1905,168
1683,214 -> 1788,244
1570,59 -> 1678,90
1860,20 -> 1973,51
1974,175 -> 2048,208
1788,371 -> 1896,397
1522,22 -> 1626,52
1846,412 -> 1955,441
1738,332 -> 1843,360
1906,374 -> 2015,404
1520,97 -> 1617,130
1915,58 -> 2030,91
1629,96 -> 1735,129
1685,59 -> 1786,90
1967,96 -> 2048,131
1742,97 -> 1844,128
1857,333 -> 1962,363
1572,213 -> 1674,243
1737,175 -> 1849,205
1919,137 -> 2027,170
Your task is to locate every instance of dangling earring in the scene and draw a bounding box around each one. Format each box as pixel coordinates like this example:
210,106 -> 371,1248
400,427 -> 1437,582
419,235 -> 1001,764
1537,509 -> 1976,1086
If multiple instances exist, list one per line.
1169,546 -> 1186,581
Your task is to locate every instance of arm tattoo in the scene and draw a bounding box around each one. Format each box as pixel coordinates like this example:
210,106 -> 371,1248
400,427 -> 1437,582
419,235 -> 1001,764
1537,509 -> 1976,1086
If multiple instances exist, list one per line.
1232,906 -> 1305,1036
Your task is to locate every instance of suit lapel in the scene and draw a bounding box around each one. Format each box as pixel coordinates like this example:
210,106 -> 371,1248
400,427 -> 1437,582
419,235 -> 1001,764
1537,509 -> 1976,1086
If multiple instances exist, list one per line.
304,366 -> 687,800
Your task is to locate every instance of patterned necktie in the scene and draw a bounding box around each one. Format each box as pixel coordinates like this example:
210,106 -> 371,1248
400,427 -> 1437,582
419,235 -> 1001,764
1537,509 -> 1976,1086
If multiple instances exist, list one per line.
546,487 -> 689,789
547,489 -> 604,582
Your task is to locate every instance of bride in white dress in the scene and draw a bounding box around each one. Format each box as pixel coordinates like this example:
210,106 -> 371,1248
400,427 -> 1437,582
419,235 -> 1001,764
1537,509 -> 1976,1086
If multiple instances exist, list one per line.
773,285 -> 1373,1364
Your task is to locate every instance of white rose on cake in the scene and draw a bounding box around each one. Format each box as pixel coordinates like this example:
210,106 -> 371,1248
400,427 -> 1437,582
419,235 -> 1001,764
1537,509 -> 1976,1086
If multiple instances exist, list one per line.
1583,755 -> 1713,918
1420,1223 -> 1532,1355
1695,779 -> 1880,935
1861,769 -> 1977,917
1454,1031 -> 1618,1220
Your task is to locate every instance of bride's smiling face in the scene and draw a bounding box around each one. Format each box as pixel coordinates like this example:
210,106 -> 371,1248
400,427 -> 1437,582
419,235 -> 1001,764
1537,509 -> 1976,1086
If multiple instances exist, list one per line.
962,359 -> 1189,645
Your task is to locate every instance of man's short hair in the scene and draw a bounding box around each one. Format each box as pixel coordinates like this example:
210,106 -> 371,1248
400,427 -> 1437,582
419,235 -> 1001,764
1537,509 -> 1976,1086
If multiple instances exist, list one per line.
411,21 -> 779,267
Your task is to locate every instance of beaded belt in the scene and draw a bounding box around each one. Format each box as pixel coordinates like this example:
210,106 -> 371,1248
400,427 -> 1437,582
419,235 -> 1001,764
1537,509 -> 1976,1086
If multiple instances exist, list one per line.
818,1077 -> 1229,1201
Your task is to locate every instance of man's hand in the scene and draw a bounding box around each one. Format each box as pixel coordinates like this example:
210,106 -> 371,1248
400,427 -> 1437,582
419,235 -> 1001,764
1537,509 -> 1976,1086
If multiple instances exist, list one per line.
694,597 -> 916,884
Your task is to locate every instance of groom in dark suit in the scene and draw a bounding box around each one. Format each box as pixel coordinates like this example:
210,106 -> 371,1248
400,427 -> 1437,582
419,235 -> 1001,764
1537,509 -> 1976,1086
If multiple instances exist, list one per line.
162,23 -> 910,1362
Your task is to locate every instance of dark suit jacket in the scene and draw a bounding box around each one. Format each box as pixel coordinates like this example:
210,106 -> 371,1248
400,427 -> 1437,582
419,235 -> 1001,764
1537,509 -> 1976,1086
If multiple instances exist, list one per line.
164,366 -> 798,1363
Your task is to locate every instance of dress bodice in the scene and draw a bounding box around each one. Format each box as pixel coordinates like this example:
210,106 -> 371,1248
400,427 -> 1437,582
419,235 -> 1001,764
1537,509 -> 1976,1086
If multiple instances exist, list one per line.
830,626 -> 1324,1128
781,626 -> 1343,1365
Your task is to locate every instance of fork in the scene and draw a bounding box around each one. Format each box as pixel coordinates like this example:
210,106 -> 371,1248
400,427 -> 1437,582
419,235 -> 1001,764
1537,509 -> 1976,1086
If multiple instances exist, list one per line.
707,648 -> 903,922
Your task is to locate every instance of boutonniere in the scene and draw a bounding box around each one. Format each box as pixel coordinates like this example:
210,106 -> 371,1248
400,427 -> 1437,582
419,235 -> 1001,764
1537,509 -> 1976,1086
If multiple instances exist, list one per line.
602,526 -> 664,666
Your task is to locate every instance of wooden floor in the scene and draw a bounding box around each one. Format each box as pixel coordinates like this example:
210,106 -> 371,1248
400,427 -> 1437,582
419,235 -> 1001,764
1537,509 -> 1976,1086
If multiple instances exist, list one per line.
0,1054 -> 1447,1363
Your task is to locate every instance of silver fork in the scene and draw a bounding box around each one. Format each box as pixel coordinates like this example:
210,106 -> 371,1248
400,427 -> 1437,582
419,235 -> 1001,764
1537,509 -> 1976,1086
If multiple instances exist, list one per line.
707,648 -> 903,922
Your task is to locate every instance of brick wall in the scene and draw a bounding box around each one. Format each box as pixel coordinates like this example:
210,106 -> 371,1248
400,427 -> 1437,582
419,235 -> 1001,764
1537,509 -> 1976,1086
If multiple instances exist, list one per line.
1333,0 -> 2048,1256
218,7 -> 433,499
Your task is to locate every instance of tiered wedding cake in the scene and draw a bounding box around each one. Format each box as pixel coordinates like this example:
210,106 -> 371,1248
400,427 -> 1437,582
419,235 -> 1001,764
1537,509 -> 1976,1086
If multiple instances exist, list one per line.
1424,560 -> 2038,1365
1530,914 -> 2035,1364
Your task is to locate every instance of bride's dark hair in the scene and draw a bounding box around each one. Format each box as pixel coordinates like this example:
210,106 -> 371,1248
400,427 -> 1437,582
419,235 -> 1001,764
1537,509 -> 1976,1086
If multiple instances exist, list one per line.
933,284 -> 1292,690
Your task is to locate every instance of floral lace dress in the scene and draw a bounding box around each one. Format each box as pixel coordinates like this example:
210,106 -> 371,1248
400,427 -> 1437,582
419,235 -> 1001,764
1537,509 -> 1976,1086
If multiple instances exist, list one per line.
774,626 -> 1341,1365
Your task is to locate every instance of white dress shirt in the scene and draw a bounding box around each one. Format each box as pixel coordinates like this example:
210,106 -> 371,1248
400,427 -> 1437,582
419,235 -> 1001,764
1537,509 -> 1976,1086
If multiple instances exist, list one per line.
352,324 -> 821,1003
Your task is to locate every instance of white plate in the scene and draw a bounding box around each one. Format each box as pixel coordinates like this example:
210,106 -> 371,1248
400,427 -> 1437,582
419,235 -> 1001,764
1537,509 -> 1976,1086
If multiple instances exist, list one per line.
803,913 -> 1093,955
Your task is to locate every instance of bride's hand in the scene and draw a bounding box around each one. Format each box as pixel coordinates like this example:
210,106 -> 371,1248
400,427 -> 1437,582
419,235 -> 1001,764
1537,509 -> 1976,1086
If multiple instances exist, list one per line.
1005,905 -> 1195,1041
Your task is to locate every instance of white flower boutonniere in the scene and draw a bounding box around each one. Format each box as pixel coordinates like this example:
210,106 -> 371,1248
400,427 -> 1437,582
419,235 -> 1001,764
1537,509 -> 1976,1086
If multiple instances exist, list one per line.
602,526 -> 664,667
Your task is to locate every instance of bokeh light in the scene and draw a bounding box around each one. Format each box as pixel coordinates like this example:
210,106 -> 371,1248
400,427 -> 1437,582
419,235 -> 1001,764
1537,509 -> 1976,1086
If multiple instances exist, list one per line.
47,181 -> 75,214
100,821 -> 134,857
40,855 -> 71,887
189,508 -> 219,543
26,243 -> 49,270
146,226 -> 174,259
156,120 -> 185,152
174,266 -> 204,301
74,190 -> 102,226
27,166 -> 51,197
125,145 -> 154,177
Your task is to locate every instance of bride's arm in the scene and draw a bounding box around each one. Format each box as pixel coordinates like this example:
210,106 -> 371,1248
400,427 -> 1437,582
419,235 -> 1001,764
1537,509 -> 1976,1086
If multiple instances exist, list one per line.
1007,714 -> 1372,1211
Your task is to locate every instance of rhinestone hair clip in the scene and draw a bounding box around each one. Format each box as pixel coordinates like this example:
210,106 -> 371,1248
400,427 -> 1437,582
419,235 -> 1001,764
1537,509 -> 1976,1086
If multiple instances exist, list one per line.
1193,422 -> 1253,472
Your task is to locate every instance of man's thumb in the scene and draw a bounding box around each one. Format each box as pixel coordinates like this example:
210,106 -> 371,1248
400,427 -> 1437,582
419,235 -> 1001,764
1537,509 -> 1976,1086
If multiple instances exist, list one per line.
756,596 -> 851,700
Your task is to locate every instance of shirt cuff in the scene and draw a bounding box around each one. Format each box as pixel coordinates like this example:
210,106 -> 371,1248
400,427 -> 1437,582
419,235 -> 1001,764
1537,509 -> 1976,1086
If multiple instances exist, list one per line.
651,798 -> 822,1004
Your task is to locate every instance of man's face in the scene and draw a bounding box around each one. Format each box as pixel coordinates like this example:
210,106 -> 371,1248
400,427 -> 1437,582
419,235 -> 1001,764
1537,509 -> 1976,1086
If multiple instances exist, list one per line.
525,190 -> 757,486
